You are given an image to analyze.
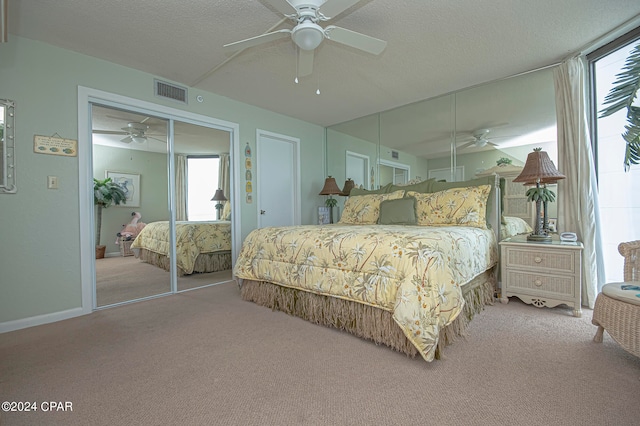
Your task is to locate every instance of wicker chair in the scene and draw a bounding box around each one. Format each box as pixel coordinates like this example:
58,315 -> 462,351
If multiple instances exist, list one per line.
592,240 -> 640,358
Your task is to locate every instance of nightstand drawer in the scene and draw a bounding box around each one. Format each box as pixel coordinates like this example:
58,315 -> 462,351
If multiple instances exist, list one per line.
504,270 -> 575,298
504,247 -> 577,274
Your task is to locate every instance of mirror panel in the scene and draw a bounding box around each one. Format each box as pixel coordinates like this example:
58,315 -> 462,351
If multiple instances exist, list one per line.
0,99 -> 16,193
175,123 -> 233,292
92,104 -> 172,306
327,112 -> 380,192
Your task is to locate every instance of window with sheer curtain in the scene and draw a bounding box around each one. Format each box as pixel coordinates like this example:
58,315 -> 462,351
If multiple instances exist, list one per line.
186,156 -> 220,221
588,28 -> 640,283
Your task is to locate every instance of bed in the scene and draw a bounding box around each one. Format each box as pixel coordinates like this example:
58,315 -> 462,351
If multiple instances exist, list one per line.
234,176 -> 501,362
131,220 -> 232,276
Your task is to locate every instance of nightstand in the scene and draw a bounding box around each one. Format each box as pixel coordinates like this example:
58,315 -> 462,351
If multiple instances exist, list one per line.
499,234 -> 583,317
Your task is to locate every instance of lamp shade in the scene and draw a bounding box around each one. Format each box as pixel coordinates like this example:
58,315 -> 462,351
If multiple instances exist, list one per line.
319,176 -> 342,195
211,189 -> 227,202
340,178 -> 355,196
513,149 -> 566,185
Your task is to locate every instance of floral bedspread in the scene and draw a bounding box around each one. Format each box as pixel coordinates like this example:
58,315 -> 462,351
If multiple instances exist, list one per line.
234,224 -> 498,361
131,221 -> 231,274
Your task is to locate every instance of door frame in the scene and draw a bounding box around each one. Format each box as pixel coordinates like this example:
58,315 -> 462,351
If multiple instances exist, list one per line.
345,150 -> 370,190
255,129 -> 301,228
78,87 -> 240,313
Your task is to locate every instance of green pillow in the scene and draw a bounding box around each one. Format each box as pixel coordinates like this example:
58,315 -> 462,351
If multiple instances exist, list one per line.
389,178 -> 435,194
378,197 -> 417,225
349,182 -> 393,196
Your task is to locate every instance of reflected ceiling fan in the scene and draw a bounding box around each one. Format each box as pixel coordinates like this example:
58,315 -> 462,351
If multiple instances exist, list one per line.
223,0 -> 387,78
93,121 -> 166,144
457,128 -> 515,150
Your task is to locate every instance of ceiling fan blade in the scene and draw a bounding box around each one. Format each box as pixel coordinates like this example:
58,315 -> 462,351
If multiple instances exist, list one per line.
319,0 -> 361,19
298,48 -> 314,77
265,0 -> 297,15
223,29 -> 291,52
120,135 -> 133,144
93,130 -> 128,135
148,136 -> 167,143
458,141 -> 475,149
324,25 -> 387,55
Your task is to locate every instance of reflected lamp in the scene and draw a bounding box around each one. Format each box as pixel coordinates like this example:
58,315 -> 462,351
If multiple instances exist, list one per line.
211,189 -> 227,220
319,176 -> 342,223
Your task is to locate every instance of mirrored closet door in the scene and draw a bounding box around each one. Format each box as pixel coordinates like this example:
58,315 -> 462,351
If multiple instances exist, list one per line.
91,104 -> 233,307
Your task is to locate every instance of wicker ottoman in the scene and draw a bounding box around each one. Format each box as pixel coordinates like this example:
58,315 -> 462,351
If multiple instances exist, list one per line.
592,283 -> 640,358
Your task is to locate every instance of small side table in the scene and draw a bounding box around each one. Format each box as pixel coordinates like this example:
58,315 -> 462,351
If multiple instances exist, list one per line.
499,234 -> 583,317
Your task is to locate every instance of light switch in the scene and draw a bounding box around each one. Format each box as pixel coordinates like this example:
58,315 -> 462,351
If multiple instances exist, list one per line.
47,176 -> 59,189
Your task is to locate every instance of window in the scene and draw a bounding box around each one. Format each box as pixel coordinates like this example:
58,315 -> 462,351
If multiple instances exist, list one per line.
187,156 -> 220,221
588,28 -> 640,282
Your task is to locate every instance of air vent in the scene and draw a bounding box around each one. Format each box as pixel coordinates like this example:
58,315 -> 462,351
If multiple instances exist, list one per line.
154,79 -> 188,104
391,150 -> 399,159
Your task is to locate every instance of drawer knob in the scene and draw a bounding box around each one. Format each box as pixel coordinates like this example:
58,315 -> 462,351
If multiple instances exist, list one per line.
534,279 -> 543,287
534,256 -> 543,263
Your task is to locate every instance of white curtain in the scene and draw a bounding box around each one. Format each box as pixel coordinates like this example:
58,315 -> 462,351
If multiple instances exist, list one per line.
553,56 -> 605,308
218,153 -> 230,218
175,154 -> 187,221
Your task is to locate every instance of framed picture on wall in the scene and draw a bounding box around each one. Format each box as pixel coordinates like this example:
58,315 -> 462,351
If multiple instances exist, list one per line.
106,171 -> 140,207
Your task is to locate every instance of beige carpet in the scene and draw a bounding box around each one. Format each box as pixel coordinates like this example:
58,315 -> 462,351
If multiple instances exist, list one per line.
96,256 -> 233,306
1,282 -> 639,426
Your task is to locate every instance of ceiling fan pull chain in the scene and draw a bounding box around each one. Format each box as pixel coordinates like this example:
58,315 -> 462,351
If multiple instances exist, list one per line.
295,46 -> 299,84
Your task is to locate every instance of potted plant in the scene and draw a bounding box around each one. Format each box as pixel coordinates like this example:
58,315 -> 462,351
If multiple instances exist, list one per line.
94,177 -> 126,258
600,42 -> 640,171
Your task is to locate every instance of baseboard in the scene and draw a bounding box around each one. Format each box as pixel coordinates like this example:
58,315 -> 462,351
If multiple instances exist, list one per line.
0,306 -> 89,334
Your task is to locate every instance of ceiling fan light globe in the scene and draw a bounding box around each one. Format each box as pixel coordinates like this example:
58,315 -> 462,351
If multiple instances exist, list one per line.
292,22 -> 324,50
131,135 -> 147,144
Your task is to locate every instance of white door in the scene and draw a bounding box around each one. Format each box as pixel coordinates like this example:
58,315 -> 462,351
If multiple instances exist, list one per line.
256,130 -> 300,228
346,151 -> 369,190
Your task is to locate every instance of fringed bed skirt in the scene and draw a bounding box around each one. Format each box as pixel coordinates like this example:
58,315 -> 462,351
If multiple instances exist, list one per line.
135,249 -> 232,276
240,267 -> 496,360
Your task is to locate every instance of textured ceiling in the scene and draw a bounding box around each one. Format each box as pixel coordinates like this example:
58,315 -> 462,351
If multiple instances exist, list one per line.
7,1 -> 640,127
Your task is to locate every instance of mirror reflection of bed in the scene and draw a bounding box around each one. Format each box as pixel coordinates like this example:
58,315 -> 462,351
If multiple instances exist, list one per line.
92,104 -> 233,307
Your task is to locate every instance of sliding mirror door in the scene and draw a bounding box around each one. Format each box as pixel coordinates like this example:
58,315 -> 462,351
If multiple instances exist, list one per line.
92,104 -> 171,306
174,122 -> 233,292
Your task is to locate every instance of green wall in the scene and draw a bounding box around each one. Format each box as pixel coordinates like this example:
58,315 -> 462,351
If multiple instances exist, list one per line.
0,36 -> 325,326
93,145 -> 170,255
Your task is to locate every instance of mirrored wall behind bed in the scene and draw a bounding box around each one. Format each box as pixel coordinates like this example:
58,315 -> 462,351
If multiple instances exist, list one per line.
327,67 -> 559,238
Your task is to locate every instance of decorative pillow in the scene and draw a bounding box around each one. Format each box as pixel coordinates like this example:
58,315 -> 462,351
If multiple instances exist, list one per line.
378,197 -> 417,225
339,190 -> 405,224
430,176 -> 497,226
349,183 -> 393,196
407,185 -> 491,228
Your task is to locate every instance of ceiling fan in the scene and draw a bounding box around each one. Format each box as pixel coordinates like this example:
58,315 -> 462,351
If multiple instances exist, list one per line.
456,128 -> 517,150
223,0 -> 387,78
93,122 -> 166,144
457,129 -> 497,149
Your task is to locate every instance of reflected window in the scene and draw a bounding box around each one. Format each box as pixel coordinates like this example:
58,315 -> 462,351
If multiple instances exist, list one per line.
187,156 -> 220,221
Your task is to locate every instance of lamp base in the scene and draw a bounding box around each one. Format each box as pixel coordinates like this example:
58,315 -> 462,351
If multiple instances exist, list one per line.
527,233 -> 552,243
